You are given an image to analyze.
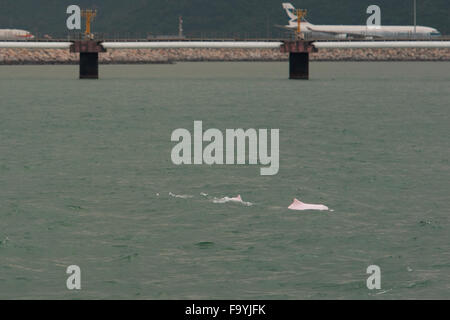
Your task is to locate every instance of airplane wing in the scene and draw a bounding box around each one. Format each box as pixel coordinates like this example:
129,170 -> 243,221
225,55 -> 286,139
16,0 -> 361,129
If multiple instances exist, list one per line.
274,24 -> 295,30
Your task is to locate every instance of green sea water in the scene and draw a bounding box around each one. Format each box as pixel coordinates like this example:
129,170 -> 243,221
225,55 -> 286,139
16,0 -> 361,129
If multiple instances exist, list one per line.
0,62 -> 449,299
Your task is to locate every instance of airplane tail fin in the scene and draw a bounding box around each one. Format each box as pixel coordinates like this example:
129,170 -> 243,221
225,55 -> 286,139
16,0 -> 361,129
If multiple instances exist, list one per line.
282,3 -> 297,22
282,3 -> 311,24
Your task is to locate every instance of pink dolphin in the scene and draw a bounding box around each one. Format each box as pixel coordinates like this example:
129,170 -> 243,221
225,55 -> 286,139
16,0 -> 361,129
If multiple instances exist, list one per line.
230,195 -> 243,202
288,199 -> 329,211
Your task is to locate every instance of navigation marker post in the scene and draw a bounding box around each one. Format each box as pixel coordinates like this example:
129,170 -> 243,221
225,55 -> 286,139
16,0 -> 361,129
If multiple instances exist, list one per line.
295,9 -> 308,40
414,0 -> 417,35
81,9 -> 97,40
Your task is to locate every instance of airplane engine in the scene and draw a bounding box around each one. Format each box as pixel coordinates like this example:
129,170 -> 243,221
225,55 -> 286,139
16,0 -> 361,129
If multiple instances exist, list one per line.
335,34 -> 348,39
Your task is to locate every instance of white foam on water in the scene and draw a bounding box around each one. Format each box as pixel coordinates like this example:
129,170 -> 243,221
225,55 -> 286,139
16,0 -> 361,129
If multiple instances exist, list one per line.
0,236 -> 9,246
212,195 -> 253,207
371,289 -> 393,296
169,192 -> 194,199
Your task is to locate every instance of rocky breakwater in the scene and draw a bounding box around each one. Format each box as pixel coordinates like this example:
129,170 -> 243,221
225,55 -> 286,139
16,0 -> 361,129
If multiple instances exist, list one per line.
0,47 -> 449,64
314,48 -> 450,61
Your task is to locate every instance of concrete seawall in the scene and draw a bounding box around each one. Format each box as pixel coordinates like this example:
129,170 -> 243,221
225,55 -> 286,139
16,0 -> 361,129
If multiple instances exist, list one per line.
0,48 -> 449,65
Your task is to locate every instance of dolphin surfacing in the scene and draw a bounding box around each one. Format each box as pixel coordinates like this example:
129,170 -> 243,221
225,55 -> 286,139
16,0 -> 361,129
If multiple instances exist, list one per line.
288,199 -> 329,211
229,195 -> 243,202
212,195 -> 253,206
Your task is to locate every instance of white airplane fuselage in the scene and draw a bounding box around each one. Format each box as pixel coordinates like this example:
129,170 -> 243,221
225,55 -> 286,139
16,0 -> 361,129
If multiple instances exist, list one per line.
287,22 -> 441,39
0,29 -> 34,40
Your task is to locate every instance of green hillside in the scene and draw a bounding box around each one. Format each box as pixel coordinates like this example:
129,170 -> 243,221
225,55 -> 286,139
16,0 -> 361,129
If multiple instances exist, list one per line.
1,0 -> 449,37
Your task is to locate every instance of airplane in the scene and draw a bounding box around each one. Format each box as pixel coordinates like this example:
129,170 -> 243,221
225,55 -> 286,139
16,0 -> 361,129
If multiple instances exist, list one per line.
0,29 -> 35,40
281,3 -> 441,39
